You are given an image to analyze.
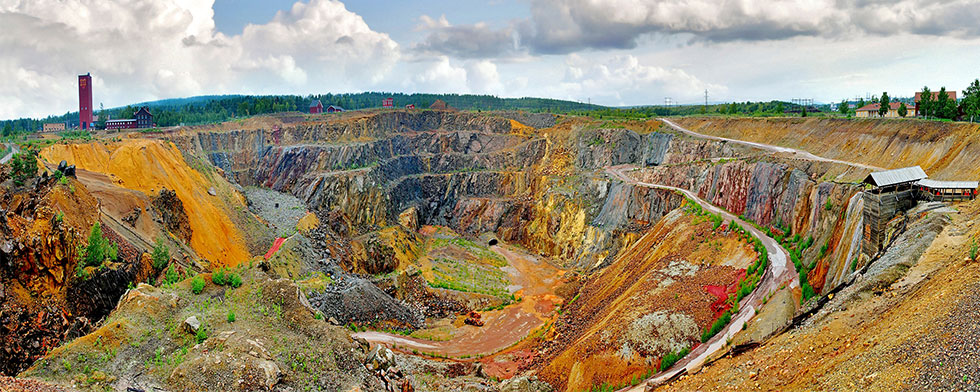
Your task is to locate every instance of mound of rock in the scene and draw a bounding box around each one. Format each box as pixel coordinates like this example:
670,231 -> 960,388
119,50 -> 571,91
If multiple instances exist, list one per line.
152,188 -> 192,243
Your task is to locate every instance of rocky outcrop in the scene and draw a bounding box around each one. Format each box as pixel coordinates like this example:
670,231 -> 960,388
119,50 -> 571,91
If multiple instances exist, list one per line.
0,177 -> 148,376
152,188 -> 192,243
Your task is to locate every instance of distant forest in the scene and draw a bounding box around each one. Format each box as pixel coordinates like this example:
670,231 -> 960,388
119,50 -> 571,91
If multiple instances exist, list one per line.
0,93 -> 603,134
5,82 -> 978,136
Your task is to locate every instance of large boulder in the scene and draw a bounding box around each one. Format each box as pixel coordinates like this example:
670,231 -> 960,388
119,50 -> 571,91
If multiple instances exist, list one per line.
500,374 -> 554,392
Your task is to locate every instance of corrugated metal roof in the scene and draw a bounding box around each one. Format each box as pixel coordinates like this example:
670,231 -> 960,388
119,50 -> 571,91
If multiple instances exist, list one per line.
916,179 -> 979,189
864,166 -> 927,187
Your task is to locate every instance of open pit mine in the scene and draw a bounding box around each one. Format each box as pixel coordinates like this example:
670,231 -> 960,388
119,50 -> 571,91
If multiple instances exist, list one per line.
2,110 -> 980,392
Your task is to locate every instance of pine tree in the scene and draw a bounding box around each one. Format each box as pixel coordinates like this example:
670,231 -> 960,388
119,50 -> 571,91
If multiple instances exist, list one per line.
878,92 -> 890,117
839,99 -> 849,116
936,87 -> 954,119
963,79 -> 980,123
898,103 -> 908,118
919,86 -> 933,118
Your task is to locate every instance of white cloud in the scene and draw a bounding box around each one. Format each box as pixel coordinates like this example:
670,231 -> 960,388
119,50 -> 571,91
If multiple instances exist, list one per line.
464,60 -> 504,94
552,54 -> 725,106
0,0 -> 399,119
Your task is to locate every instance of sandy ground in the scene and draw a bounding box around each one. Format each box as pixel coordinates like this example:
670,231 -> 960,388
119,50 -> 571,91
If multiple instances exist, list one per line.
660,118 -> 884,171
354,242 -> 564,358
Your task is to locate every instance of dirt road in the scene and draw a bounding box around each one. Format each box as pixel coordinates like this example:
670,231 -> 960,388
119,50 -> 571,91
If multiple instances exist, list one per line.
353,244 -> 563,358
605,165 -> 797,391
659,118 -> 885,171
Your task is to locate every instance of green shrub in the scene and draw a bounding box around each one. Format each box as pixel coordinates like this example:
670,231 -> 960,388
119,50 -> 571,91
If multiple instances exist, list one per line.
191,275 -> 206,294
59,175 -> 69,186
229,274 -> 243,288
227,310 -> 236,323
82,222 -> 118,267
824,200 -> 834,211
211,268 -> 227,286
801,282 -> 817,302
151,239 -> 170,271
970,238 -> 978,261
195,327 -> 207,344
701,310 -> 732,342
107,242 -> 118,261
850,257 -> 859,272
9,149 -> 38,186
659,346 -> 691,371
163,264 -> 181,286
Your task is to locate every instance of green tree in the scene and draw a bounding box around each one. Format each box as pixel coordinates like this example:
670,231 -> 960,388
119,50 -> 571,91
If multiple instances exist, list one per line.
801,105 -> 807,117
9,149 -> 38,186
856,98 -> 866,111
898,102 -> 908,118
84,222 -> 107,267
963,79 -> 980,122
919,86 -> 933,118
152,238 -> 170,270
2,123 -> 11,137
936,87 -> 957,119
775,102 -> 785,114
838,99 -> 850,116
878,92 -> 890,117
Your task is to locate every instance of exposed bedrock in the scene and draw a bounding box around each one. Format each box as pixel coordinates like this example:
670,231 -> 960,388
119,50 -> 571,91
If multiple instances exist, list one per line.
634,159 -> 864,293
574,128 -> 744,170
177,112 -> 863,284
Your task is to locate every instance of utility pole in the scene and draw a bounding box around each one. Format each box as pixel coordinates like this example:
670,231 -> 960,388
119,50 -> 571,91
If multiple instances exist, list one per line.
704,90 -> 709,114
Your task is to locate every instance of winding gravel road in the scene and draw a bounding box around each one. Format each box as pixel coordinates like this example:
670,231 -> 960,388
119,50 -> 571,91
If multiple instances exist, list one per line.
606,165 -> 797,391
659,118 -> 885,171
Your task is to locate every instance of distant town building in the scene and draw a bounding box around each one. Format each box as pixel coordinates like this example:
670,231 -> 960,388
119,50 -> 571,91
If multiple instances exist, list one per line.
854,102 -> 905,118
914,91 -> 957,117
326,105 -> 344,113
43,123 -> 66,133
309,100 -> 323,114
105,119 -> 136,130
382,97 -> 394,108
405,104 -> 415,109
78,73 -> 93,130
105,106 -> 153,130
135,106 -> 153,128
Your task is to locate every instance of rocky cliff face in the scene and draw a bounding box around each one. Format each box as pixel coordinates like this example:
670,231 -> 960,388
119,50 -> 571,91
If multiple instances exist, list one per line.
0,175 -> 150,376
176,112 -> 688,271
174,112 -> 872,292
632,155 -> 863,294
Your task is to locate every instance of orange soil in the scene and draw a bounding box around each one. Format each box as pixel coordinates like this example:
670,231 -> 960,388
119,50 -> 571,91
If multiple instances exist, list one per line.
672,117 -> 980,179
39,140 -> 250,266
537,211 -> 757,392
657,199 -> 980,392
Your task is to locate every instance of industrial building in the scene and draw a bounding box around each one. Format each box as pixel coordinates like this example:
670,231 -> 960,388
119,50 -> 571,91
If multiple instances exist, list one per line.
78,73 -> 93,130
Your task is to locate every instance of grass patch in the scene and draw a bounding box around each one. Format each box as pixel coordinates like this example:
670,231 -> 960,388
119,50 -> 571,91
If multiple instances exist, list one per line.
428,257 -> 511,298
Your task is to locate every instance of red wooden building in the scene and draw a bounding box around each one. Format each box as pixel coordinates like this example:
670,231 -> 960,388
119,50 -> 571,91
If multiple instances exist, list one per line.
309,100 -> 323,114
405,104 -> 415,109
105,106 -> 153,130
382,97 -> 394,108
326,105 -> 344,113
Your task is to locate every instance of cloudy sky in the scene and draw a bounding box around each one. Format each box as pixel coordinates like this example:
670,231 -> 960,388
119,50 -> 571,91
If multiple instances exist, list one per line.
2,0 -> 980,119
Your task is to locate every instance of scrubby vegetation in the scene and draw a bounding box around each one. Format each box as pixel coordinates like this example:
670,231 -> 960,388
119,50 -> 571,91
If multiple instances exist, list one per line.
8,148 -> 38,186
81,222 -> 119,269
191,275 -> 205,294
151,238 -> 170,271
660,346 -> 692,371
